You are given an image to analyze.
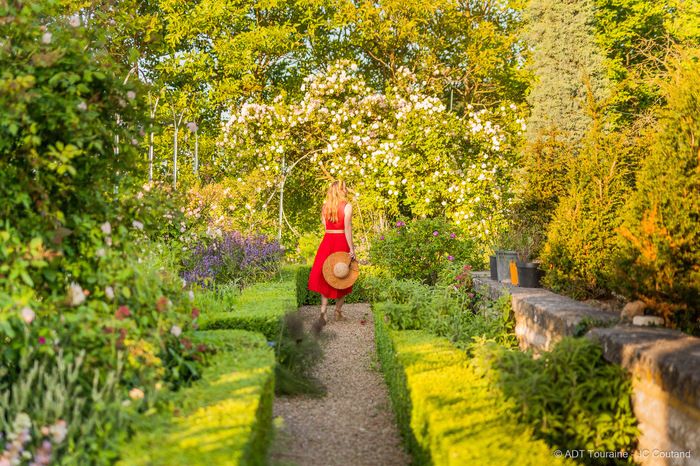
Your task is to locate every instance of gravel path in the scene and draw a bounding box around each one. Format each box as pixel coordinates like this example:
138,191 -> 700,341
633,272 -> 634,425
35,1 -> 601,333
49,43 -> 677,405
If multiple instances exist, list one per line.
269,303 -> 411,466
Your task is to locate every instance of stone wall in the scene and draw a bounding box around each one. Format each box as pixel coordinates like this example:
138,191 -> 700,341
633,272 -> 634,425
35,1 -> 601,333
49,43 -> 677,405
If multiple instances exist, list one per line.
472,272 -> 700,466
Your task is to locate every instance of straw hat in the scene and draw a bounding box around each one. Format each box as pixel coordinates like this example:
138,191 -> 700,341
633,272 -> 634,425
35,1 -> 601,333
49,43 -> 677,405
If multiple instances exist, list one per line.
322,252 -> 360,290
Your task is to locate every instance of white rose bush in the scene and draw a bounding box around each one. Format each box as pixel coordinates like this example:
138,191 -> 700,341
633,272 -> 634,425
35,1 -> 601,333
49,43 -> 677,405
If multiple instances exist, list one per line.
220,61 -> 525,244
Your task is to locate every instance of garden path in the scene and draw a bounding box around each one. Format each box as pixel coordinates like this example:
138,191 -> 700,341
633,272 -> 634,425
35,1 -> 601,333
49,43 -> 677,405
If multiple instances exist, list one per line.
269,303 -> 410,466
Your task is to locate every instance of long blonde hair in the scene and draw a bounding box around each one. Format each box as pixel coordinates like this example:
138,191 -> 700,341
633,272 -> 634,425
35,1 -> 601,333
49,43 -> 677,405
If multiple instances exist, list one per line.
322,180 -> 348,223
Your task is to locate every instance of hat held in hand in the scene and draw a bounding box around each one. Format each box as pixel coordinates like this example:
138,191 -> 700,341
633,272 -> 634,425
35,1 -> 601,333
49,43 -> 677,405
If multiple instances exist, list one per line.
322,252 -> 360,290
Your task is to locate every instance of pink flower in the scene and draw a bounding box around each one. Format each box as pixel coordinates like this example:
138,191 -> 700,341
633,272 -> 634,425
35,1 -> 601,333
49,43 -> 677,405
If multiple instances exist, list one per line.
38,336 -> 47,345
191,308 -> 200,319
433,231 -> 439,236
450,233 -> 456,239
115,305 -> 131,320
41,32 -> 52,44
447,255 -> 454,261
21,306 -> 35,324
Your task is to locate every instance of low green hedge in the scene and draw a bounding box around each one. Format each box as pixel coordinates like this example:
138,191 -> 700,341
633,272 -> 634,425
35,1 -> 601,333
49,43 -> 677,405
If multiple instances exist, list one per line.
373,304 -> 572,466
200,271 -> 296,339
117,329 -> 275,466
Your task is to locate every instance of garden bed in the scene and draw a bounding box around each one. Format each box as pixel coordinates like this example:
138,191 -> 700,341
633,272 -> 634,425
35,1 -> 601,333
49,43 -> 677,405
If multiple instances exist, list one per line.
200,269 -> 296,339
373,305 -> 572,466
117,329 -> 275,466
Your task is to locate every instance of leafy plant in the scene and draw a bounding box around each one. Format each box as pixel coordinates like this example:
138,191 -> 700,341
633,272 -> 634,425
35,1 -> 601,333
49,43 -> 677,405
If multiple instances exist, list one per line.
370,217 -> 483,285
476,338 -> 638,459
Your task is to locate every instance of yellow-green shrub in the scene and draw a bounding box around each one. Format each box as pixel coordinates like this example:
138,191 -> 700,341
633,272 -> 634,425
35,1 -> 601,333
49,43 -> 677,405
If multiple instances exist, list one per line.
613,50 -> 700,332
541,124 -> 640,299
373,307 -> 572,466
117,330 -> 275,466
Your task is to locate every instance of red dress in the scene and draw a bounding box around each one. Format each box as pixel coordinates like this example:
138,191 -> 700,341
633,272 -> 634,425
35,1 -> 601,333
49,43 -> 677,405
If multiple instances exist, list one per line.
307,202 -> 352,299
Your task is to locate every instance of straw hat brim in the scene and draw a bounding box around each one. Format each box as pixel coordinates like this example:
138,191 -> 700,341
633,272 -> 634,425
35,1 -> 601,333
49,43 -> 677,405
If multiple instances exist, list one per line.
322,251 -> 360,290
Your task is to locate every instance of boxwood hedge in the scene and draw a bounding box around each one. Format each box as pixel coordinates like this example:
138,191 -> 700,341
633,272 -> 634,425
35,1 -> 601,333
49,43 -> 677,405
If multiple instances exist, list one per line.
373,305 -> 573,466
117,329 -> 275,466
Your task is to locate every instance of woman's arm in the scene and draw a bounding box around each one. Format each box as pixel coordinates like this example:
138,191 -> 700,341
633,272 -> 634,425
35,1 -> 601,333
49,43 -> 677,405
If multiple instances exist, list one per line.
344,203 -> 355,259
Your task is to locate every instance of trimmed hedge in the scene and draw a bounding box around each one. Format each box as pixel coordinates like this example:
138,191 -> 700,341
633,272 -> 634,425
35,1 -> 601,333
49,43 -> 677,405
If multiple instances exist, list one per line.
117,329 -> 275,466
200,271 -> 296,339
373,304 -> 572,466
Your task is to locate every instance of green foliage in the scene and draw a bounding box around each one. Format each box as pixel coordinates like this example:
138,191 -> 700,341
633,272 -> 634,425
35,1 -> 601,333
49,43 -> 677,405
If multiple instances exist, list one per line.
373,286 -> 516,350
0,1 -> 143,271
198,270 -> 295,339
541,124 -> 640,299
515,130 -> 571,258
525,0 -> 610,146
117,329 -> 275,466
373,311 -> 572,466
480,337 -> 638,457
613,51 -> 700,332
295,232 -> 323,265
370,218 -> 484,285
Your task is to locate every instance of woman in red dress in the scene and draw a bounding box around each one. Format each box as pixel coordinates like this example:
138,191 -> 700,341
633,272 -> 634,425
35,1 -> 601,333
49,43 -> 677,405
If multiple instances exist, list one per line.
307,180 -> 356,325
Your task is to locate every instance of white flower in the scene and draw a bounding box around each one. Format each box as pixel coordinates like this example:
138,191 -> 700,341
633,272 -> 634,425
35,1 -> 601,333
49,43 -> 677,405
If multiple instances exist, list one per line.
77,101 -> 87,111
128,388 -> 144,400
50,420 -> 67,443
186,121 -> 198,133
132,220 -> 144,230
95,248 -> 106,258
126,91 -> 136,101
188,290 -> 195,302
69,15 -> 81,27
170,325 -> 182,337
105,286 -> 115,300
67,282 -> 86,306
100,221 -> 111,235
20,306 -> 35,324
41,32 -> 52,44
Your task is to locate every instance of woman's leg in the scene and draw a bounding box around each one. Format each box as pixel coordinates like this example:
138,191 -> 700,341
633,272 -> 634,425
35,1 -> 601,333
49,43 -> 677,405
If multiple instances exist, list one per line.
334,296 -> 346,320
320,295 -> 328,324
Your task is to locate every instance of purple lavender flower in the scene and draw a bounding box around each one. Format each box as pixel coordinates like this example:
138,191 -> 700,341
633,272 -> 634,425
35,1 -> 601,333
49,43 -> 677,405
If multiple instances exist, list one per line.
183,231 -> 283,286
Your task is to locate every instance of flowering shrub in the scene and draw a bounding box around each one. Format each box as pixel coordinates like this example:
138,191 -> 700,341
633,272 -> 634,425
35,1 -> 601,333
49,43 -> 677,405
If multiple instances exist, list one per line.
220,61 -> 524,243
183,232 -> 283,287
370,218 -> 483,285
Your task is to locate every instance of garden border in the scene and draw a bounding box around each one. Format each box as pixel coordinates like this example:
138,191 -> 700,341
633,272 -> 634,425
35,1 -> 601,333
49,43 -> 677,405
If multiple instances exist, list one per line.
117,329 -> 275,466
472,272 -> 700,466
372,303 -> 572,466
